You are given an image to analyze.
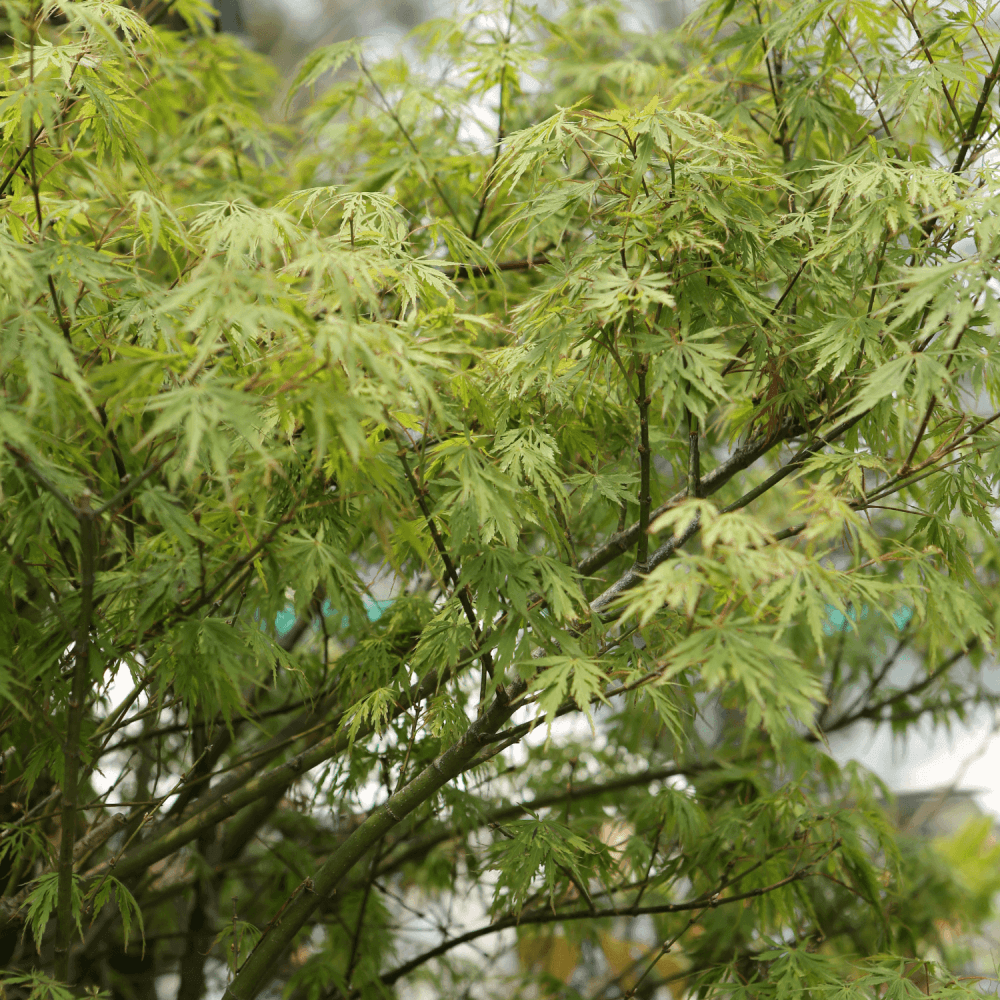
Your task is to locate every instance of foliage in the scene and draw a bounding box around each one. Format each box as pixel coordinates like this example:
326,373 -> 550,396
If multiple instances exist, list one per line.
1,1 -> 1000,999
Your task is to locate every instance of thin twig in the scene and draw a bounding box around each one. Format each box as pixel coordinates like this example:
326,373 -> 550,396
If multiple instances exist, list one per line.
635,354 -> 652,571
687,409 -> 701,499
388,424 -> 494,705
898,0 -> 964,130
360,59 -> 465,232
722,260 -> 806,377
377,864 -> 822,989
469,0 -> 516,243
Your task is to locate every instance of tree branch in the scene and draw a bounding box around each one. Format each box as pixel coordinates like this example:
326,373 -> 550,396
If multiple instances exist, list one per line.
589,405 -> 871,616
469,0 -> 516,243
376,864 -> 821,990
828,15 -> 895,141
55,504 -> 97,979
635,355 -> 652,571
816,642 -> 976,737
722,261 -> 806,378
360,60 -> 465,233
389,427 -> 494,705
577,419 -> 800,579
898,0 -> 964,131
219,678 -> 527,1000
5,445 -> 80,516
376,763 -> 687,876
63,651 -> 465,906
687,410 -> 701,499
444,248 -> 552,280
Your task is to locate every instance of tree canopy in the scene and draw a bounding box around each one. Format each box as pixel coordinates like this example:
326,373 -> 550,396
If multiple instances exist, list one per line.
2,0 -> 1000,998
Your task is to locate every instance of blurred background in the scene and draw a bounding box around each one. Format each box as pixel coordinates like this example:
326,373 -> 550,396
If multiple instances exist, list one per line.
211,0 -> 697,73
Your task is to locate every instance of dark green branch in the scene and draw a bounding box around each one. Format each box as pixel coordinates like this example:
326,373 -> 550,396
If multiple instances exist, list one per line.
377,864 -> 820,990
220,678 -> 526,1000
55,505 -> 96,979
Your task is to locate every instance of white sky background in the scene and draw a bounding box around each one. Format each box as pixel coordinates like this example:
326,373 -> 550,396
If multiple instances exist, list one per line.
821,645 -> 1000,815
829,705 -> 1000,814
